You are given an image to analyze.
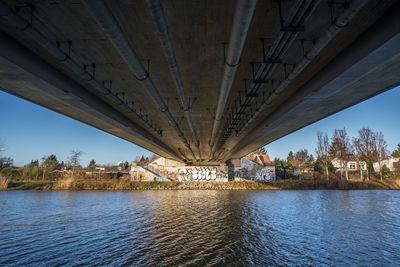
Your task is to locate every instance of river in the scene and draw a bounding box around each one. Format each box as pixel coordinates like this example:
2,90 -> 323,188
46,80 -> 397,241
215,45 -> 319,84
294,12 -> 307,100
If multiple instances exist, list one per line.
0,190 -> 399,266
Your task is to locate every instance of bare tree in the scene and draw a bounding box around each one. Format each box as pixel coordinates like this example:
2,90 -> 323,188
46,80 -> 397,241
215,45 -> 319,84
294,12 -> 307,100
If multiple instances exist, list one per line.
352,128 -> 376,181
68,150 -> 83,175
0,157 -> 13,170
374,132 -> 388,182
316,132 -> 330,180
329,128 -> 353,180
0,139 -> 5,152
0,141 -> 13,170
288,149 -> 313,179
41,156 -> 48,181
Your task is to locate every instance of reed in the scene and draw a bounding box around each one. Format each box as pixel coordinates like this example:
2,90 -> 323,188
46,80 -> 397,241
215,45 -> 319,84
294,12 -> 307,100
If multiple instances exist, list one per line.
0,176 -> 9,190
53,176 -> 75,190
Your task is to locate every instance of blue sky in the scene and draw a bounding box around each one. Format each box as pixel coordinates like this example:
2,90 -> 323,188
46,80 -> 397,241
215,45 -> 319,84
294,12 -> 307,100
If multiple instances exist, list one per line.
266,86 -> 400,160
1,86 -> 399,166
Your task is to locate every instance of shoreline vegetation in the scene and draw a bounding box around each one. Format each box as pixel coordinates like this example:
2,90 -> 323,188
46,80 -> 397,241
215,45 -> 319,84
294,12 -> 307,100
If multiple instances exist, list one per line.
2,177 -> 400,191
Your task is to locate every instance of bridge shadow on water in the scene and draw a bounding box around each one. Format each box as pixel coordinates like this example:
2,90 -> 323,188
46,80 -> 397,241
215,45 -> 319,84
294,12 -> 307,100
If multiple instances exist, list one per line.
0,190 -> 399,266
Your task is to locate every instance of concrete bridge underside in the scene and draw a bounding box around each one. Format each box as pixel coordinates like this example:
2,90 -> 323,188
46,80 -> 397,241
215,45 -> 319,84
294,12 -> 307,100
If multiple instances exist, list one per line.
0,0 -> 399,164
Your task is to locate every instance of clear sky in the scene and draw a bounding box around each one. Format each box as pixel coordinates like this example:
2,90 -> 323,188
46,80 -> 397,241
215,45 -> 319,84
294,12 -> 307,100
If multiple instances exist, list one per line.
266,85 -> 400,160
1,85 -> 399,167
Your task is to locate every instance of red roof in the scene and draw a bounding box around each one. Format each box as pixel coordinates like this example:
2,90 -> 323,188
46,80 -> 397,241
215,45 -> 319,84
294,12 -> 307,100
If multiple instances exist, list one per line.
247,154 -> 271,166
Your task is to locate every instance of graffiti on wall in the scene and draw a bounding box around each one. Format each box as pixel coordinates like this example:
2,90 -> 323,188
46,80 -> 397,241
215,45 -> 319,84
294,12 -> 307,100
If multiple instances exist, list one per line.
130,171 -> 147,181
254,167 -> 275,181
131,163 -> 229,181
177,167 -> 227,181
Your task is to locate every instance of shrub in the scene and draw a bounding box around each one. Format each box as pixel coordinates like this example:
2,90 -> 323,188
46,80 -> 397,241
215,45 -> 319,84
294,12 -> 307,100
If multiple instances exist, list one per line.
0,168 -> 20,179
382,164 -> 391,178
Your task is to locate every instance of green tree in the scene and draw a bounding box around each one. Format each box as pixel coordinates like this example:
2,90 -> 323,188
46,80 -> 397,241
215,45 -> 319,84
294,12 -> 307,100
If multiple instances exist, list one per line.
88,160 -> 96,172
381,164 -> 391,178
287,151 -> 294,163
0,167 -> 19,179
22,160 -> 40,180
314,160 -> 335,175
392,144 -> 400,158
273,158 -> 293,179
41,154 -> 60,180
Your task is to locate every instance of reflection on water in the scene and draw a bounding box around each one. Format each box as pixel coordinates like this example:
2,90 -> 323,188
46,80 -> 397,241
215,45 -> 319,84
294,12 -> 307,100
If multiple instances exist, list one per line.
0,190 -> 399,266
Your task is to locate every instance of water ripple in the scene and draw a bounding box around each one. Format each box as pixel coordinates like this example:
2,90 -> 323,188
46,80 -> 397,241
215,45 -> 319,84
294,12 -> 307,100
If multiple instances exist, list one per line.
0,190 -> 399,266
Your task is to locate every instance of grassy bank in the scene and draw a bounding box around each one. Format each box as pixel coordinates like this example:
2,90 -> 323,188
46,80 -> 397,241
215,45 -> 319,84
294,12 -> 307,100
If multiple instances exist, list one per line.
7,180 -> 54,190
4,177 -> 400,191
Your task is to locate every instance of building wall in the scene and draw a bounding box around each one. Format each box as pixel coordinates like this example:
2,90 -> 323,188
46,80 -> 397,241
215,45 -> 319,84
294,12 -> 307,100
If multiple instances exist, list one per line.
373,157 -> 400,172
254,166 -> 276,182
229,157 -> 276,181
133,156 -> 277,182
332,158 -> 367,171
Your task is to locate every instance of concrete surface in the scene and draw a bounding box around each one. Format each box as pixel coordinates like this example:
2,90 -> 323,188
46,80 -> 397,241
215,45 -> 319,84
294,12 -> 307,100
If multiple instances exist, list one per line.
0,0 -> 399,164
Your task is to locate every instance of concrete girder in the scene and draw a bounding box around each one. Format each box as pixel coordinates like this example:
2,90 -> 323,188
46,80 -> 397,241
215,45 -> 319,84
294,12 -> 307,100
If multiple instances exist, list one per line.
0,30 -> 181,160
225,2 -> 400,159
81,0 -> 197,161
0,0 -> 398,165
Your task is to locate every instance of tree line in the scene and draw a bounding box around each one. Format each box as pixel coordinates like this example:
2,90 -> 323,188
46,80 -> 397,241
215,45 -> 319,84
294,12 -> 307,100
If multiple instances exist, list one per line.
0,149 -> 132,181
273,127 -> 400,181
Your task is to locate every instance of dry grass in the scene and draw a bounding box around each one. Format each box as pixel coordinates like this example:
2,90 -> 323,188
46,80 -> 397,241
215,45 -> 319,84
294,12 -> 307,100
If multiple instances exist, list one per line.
53,176 -> 75,190
0,176 -> 9,190
4,176 -> 400,191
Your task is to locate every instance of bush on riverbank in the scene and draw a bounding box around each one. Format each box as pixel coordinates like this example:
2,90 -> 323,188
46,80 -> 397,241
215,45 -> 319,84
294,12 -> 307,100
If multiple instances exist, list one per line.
4,176 -> 400,190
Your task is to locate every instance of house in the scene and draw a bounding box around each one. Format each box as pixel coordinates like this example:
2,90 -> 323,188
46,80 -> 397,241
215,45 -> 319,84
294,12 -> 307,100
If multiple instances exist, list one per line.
293,167 -> 314,176
246,154 -> 271,166
331,156 -> 367,172
239,154 -> 275,181
148,157 -> 182,169
373,157 -> 400,172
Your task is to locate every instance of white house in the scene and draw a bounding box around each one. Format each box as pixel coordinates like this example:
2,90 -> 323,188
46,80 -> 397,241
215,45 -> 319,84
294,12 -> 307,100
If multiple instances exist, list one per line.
373,157 -> 399,172
331,157 -> 367,172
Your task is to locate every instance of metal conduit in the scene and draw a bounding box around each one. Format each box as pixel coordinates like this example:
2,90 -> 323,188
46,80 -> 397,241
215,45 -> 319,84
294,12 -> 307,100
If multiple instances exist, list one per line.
234,1 -> 307,119
232,0 -> 317,134
218,0 -> 316,151
82,0 -> 197,161
236,0 -> 368,135
209,0 -> 258,159
146,0 -> 202,160
0,1 -> 164,136
0,29 -> 181,159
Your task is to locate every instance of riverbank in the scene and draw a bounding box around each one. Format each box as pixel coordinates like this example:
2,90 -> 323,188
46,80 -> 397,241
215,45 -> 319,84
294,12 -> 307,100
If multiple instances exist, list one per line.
3,177 -> 400,190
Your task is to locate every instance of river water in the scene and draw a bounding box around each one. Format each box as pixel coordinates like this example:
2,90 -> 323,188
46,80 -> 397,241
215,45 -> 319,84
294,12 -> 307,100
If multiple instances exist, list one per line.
0,190 -> 399,266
